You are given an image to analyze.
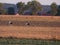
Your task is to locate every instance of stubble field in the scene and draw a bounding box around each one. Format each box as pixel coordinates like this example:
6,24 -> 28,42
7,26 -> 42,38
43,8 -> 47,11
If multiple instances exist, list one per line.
0,15 -> 60,45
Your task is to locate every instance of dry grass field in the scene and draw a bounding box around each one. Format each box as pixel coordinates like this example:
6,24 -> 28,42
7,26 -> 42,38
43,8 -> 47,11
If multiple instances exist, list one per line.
0,15 -> 60,40
0,26 -> 60,40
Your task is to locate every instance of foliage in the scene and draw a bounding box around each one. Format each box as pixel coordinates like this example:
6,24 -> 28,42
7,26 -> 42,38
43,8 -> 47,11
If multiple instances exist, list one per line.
50,2 -> 58,16
16,2 -> 25,15
16,0 -> 42,15
0,3 -> 6,15
27,0 -> 42,15
0,37 -> 60,45
0,3 -> 4,14
57,5 -> 60,16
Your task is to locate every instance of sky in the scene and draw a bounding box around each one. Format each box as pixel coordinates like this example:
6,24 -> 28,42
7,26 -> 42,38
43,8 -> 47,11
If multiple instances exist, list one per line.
0,0 -> 60,5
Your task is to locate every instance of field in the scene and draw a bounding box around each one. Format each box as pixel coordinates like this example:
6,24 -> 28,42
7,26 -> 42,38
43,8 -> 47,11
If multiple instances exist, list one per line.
0,15 -> 60,45
0,15 -> 60,22
0,26 -> 60,40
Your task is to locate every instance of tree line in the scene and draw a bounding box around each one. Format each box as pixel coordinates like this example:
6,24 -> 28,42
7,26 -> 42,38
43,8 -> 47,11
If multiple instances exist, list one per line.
0,0 -> 60,15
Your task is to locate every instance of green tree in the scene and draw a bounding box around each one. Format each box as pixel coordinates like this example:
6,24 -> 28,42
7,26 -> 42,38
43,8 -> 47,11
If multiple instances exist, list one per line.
50,2 -> 58,16
0,3 -> 6,15
0,3 -> 3,14
57,5 -> 60,16
16,2 -> 25,15
27,0 -> 42,15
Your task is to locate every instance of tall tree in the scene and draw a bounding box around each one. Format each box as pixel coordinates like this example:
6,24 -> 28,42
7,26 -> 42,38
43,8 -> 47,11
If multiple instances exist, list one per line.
27,0 -> 42,15
16,2 -> 25,15
57,5 -> 60,16
0,3 -> 3,14
50,2 -> 58,16
0,3 -> 6,15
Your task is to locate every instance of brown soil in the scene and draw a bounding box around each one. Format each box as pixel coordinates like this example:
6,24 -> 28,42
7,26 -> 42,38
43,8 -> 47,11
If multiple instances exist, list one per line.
0,15 -> 60,40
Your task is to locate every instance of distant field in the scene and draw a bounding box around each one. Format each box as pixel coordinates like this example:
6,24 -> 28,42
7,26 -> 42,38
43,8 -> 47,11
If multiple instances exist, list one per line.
0,15 -> 60,22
